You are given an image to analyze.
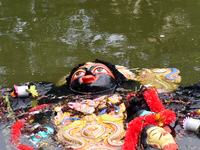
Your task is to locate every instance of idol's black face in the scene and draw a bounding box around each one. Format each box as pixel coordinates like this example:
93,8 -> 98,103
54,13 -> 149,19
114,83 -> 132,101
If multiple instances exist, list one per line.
69,62 -> 117,94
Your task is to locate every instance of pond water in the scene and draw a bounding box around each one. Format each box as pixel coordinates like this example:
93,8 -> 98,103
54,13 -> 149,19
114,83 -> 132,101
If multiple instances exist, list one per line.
1,0 -> 200,88
1,0 -> 200,150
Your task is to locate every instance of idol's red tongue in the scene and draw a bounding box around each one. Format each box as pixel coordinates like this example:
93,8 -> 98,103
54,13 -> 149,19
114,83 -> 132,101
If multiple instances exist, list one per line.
80,75 -> 99,84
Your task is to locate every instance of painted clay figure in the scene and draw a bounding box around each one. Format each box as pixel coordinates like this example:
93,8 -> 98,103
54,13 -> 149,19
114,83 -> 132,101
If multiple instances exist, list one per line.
0,59 -> 189,150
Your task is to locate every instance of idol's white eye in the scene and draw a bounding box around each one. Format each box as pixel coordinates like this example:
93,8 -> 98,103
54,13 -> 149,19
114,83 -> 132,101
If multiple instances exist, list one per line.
71,70 -> 86,83
93,67 -> 108,73
75,71 -> 85,77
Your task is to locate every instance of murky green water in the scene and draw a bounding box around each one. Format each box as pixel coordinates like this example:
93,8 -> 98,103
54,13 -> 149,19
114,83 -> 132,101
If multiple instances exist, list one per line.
1,0 -> 200,87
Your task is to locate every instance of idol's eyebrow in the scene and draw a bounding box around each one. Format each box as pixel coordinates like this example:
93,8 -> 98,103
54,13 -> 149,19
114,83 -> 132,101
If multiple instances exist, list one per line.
149,128 -> 157,135
91,64 -> 105,68
90,65 -> 108,70
76,67 -> 87,71
159,133 -> 162,140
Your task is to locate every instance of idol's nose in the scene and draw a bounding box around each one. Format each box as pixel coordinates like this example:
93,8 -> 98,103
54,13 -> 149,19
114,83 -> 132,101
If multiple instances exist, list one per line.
82,75 -> 96,84
83,70 -> 96,82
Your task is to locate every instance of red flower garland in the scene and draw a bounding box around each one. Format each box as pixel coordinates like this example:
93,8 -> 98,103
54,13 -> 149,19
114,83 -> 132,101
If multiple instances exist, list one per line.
143,88 -> 165,112
122,88 -> 177,150
11,120 -> 24,144
17,144 -> 35,150
10,120 -> 34,150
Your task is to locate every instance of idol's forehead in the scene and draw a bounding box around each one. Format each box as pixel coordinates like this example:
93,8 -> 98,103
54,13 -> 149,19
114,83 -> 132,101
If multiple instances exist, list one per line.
77,62 -> 109,70
147,126 -> 165,133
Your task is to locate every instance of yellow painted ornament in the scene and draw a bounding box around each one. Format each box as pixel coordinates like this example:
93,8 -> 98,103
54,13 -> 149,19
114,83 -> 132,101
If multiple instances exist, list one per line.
54,94 -> 126,149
